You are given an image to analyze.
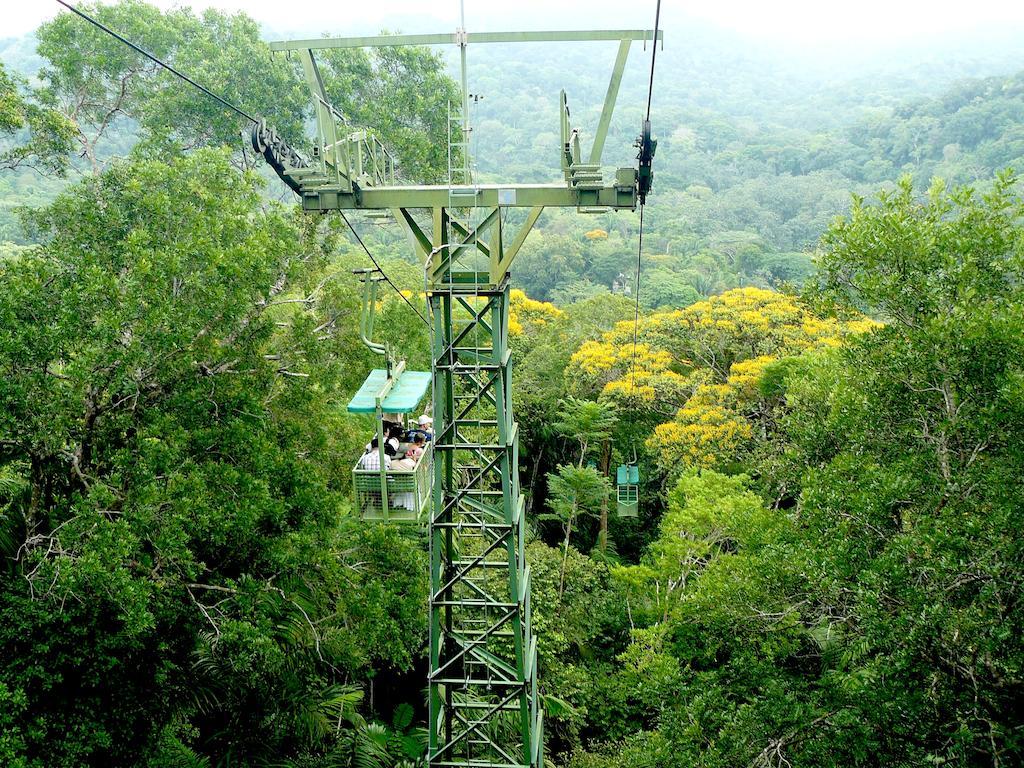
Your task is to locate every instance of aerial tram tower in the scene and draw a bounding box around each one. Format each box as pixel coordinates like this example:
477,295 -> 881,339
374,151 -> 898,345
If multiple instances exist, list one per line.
255,14 -> 662,768
53,0 -> 661,764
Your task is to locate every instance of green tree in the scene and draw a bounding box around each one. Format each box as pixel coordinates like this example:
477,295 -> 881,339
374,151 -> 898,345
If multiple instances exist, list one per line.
567,173 -> 1024,768
35,1 -> 308,172
638,267 -> 700,310
318,44 -> 463,184
0,61 -> 74,175
0,150 -> 428,766
552,397 -> 618,554
525,540 -> 629,753
513,231 -> 587,300
553,397 -> 619,468
33,1 -> 459,183
788,174 -> 1024,764
542,465 -> 611,599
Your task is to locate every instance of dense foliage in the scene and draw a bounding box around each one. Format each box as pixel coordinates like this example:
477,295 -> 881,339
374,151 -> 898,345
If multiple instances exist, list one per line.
0,149 -> 430,767
529,175 -> 1024,768
0,60 -> 73,175
2,2 -> 1024,767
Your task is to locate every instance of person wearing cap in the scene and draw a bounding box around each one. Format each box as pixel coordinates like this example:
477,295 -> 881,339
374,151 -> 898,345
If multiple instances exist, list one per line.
405,414 -> 433,443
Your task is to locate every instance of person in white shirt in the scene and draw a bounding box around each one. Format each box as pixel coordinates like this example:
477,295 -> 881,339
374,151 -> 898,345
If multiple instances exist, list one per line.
359,438 -> 391,471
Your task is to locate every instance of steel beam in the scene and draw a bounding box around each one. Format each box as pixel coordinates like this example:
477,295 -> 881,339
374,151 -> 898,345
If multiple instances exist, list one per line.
269,29 -> 663,51
300,182 -> 637,211
428,269 -> 539,768
589,39 -> 632,164
497,207 -> 544,279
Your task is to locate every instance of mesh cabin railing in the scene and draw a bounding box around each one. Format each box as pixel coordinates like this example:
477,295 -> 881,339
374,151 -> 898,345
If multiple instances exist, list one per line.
352,442 -> 433,522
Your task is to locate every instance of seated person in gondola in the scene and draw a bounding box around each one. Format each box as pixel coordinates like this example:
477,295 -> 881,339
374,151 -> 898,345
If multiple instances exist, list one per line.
404,414 -> 433,443
406,433 -> 427,462
358,438 -> 390,471
367,424 -> 403,457
391,430 -> 424,511
392,433 -> 425,470
386,424 -> 403,454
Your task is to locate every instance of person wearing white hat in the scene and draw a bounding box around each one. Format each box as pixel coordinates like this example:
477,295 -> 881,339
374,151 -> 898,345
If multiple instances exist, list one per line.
406,414 -> 433,443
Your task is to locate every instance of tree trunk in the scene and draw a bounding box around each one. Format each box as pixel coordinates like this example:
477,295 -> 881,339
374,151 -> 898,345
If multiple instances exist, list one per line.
597,438 -> 611,553
558,515 -> 573,600
27,455 -> 44,529
524,445 -> 544,517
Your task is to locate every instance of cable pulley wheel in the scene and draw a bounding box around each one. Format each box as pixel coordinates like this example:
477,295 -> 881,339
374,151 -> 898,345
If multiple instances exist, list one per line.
636,118 -> 656,206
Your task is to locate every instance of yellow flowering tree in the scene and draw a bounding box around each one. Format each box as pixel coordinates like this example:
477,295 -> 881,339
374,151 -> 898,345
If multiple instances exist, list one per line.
598,287 -> 873,379
509,288 -> 563,337
725,355 -> 777,403
648,381 -> 753,474
564,287 -> 879,480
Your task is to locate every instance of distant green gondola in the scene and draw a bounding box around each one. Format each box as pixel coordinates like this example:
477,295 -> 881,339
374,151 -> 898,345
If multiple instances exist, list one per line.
616,463 -> 639,517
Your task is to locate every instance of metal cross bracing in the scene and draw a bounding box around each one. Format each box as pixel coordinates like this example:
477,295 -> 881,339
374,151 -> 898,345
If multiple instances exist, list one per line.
428,266 -> 536,768
262,21 -> 662,768
389,201 -> 544,768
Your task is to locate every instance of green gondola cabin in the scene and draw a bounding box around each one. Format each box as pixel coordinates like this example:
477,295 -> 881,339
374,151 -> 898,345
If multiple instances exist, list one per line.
348,363 -> 433,522
616,464 -> 639,517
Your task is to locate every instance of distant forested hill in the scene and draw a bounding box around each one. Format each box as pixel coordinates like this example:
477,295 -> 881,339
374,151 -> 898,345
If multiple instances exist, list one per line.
845,70 -> 1024,183
454,33 -> 1024,303
3,22 -> 1024,301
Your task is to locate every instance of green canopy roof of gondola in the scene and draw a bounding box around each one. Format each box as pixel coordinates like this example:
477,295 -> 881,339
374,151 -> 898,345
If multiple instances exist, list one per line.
346,368 -> 431,414
616,465 -> 640,485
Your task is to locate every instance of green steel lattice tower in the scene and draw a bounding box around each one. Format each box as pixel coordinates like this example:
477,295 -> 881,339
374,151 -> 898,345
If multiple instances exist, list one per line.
261,23 -> 662,768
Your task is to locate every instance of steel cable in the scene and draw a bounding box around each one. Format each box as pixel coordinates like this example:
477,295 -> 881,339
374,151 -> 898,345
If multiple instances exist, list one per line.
55,0 -> 429,328
625,0 -> 662,406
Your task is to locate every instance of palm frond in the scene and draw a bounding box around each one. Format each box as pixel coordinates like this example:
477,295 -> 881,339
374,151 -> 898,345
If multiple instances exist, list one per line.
0,507 -> 25,561
540,693 -> 579,719
0,461 -> 28,560
590,534 -> 620,564
326,721 -> 390,768
158,740 -> 212,768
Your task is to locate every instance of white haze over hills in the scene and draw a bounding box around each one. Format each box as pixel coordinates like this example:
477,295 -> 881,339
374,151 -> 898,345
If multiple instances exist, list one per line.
4,1 -> 1024,190
7,1 -> 1024,40
3,1 -> 1024,176
7,0 -> 1024,59
3,1 -> 1024,186
4,1 -> 1024,100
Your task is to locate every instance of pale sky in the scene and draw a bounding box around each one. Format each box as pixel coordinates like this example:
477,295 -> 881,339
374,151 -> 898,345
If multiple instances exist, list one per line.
7,0 -> 1024,49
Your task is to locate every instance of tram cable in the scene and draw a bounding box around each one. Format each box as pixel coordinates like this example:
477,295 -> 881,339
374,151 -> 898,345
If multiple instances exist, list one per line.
339,212 -> 431,327
53,0 -> 429,329
626,0 -> 662,398
612,0 -> 662,518
55,0 -> 258,123
628,204 -> 646,393
645,0 -> 662,122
